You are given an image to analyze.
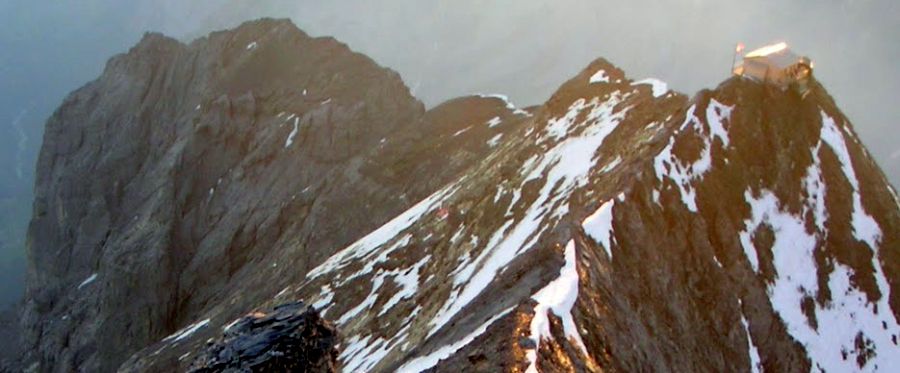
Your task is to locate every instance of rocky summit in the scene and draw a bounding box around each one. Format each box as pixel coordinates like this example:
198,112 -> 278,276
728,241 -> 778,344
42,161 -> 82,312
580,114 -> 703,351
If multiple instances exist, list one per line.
5,18 -> 899,373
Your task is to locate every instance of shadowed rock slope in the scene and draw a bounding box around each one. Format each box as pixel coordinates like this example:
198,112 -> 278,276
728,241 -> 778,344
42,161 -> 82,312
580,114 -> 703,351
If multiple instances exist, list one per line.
11,18 -> 900,373
14,19 -> 530,372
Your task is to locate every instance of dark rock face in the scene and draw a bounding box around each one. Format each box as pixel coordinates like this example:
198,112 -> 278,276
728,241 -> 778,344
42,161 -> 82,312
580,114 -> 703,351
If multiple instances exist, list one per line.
17,19 -> 528,372
188,301 -> 337,373
13,17 -> 900,373
0,306 -> 23,371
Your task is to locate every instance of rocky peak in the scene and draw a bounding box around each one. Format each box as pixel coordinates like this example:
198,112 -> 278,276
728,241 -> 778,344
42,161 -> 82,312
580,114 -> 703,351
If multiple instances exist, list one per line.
11,18 -> 900,373
123,57 -> 899,372
15,18 -> 530,372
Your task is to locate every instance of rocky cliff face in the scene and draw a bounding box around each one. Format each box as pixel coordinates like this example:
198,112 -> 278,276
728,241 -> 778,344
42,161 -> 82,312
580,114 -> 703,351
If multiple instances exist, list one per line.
15,19 -> 529,372
11,18 -> 900,373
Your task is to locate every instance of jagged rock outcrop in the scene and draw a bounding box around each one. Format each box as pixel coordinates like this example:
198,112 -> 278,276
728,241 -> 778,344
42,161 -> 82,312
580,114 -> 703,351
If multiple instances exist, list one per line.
14,17 -> 900,373
187,301 -> 338,373
18,19 -> 529,372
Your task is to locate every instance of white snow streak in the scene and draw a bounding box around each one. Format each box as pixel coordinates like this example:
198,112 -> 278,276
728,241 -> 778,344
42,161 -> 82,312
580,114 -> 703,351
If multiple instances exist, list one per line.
77,273 -> 98,289
428,92 -> 628,338
589,69 -> 610,84
631,78 -> 669,97
802,142 -> 828,232
452,126 -> 472,137
378,255 -> 430,316
654,100 -> 733,211
222,318 -> 241,332
487,116 -> 502,128
312,285 -> 334,313
341,334 -> 392,372
525,240 -> 588,372
163,319 -> 210,344
819,111 -> 882,247
599,156 -> 622,173
486,133 -> 503,147
476,93 -> 531,116
284,117 -> 299,148
306,185 -> 456,279
740,311 -> 762,373
582,199 -> 616,258
397,307 -> 514,373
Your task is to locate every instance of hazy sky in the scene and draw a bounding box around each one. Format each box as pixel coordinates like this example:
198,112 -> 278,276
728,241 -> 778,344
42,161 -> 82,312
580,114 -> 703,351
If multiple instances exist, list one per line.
0,0 -> 898,304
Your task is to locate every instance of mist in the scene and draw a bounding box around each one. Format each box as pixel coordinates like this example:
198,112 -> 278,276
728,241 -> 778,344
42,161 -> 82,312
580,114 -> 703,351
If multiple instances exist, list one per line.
0,0 -> 897,307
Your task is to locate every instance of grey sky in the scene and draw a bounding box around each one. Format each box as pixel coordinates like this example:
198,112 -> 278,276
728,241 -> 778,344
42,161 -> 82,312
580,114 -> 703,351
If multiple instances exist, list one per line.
0,0 -> 897,305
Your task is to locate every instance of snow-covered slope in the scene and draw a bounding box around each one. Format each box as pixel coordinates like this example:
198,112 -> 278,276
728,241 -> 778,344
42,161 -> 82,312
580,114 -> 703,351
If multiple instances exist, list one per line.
126,50 -> 900,372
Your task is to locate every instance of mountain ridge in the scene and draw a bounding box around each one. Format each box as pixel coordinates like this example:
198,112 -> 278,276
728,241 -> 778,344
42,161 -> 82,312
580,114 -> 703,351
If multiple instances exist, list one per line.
6,18 -> 900,372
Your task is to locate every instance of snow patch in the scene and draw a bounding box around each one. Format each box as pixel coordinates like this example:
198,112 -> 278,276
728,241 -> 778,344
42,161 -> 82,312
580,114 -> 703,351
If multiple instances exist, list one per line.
378,255 -> 430,316
599,156 -> 622,173
312,285 -> 335,313
741,189 -> 900,372
653,100 -> 733,211
476,93 -> 531,116
246,41 -> 257,50
487,116 -> 502,128
284,117 -> 299,148
589,70 -> 610,84
582,199 -> 616,258
486,133 -> 503,147
525,240 -> 589,372
819,111 -> 882,247
740,312 -> 762,373
632,78 -> 669,98
802,142 -> 828,232
341,335 -> 392,372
